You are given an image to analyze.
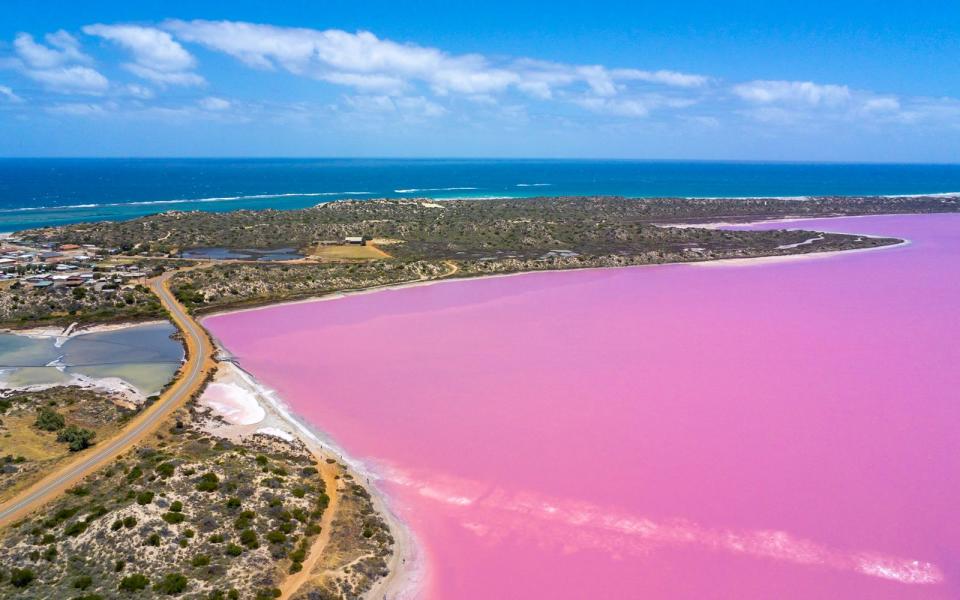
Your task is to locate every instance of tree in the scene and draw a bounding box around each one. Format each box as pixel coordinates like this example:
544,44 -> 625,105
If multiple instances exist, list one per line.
56,426 -> 95,451
34,407 -> 65,432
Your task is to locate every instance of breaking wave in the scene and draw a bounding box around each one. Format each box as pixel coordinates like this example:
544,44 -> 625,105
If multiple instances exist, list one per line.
0,191 -> 372,214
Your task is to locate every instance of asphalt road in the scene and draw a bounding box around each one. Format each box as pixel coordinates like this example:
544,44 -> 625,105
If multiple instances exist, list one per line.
0,269 -> 212,526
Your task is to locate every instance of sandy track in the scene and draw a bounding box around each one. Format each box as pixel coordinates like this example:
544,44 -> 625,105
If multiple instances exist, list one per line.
0,268 -> 216,526
278,456 -> 341,599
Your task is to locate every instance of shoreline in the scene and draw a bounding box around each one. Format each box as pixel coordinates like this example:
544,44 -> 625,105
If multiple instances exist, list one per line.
0,318 -> 167,343
199,347 -> 424,600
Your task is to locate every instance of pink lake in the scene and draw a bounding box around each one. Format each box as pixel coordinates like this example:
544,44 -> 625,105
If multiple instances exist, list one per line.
205,214 -> 960,599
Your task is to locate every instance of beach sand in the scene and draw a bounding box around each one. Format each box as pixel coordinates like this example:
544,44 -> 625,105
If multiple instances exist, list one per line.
197,361 -> 421,599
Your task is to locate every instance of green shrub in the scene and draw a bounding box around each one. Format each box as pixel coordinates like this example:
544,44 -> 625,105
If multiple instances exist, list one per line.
73,575 -> 93,590
126,466 -> 143,481
57,426 -> 96,451
136,490 -> 155,505
209,533 -> 224,543
156,462 -> 176,478
289,561 -> 303,574
118,573 -> 149,591
239,529 -> 259,549
146,532 -> 161,546
289,548 -> 306,562
123,516 -> 137,528
162,512 -> 185,524
195,472 -> 219,492
154,573 -> 188,595
191,554 -> 210,567
225,543 -> 243,556
64,520 -> 88,536
225,497 -> 241,509
115,560 -> 126,572
34,407 -> 65,431
10,568 -> 35,588
266,530 -> 286,544
169,500 -> 183,513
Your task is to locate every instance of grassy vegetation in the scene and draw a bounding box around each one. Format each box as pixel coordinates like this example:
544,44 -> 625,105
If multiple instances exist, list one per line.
0,402 -> 337,599
170,260 -> 447,314
0,387 -> 135,502
18,195 -> 957,255
0,280 -> 165,329
9,196 -> 935,326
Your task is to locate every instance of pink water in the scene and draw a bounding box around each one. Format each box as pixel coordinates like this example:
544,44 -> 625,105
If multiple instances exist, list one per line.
205,214 -> 960,599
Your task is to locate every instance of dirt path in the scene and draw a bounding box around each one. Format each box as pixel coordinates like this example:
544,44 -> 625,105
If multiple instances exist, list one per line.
279,455 -> 341,599
442,260 -> 460,277
0,268 -> 216,526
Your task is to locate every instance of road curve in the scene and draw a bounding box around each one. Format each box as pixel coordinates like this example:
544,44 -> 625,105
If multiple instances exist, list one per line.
0,269 -> 214,527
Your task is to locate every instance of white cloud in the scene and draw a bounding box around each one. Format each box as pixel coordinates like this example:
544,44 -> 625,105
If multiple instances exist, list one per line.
0,85 -> 23,103
83,24 -> 203,86
164,19 -> 707,102
343,94 -> 447,120
613,68 -> 710,88
123,83 -> 155,99
861,97 -> 901,113
25,66 -> 110,95
733,80 -> 852,106
199,96 -> 231,111
124,64 -> 205,86
575,97 -> 651,117
9,31 -> 108,95
14,31 -> 90,69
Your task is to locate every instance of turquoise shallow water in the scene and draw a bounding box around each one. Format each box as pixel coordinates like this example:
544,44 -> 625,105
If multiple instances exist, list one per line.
0,322 -> 183,396
2,159 -> 960,231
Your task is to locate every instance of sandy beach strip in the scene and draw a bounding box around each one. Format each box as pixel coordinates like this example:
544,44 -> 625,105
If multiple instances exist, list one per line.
198,361 -> 423,599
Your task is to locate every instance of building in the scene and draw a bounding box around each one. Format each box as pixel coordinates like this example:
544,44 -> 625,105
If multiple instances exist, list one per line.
344,236 -> 366,246
59,244 -> 81,251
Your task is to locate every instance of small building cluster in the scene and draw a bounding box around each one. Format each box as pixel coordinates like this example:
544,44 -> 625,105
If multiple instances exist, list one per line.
0,238 -> 146,295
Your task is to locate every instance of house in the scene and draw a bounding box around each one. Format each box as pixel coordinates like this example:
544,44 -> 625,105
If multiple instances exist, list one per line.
344,236 -> 366,246
55,263 -> 79,271
59,244 -> 81,251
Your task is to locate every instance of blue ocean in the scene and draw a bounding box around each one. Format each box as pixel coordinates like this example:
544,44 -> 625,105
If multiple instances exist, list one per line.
2,158 -> 960,231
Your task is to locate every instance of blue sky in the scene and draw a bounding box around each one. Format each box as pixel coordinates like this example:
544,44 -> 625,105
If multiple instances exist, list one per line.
1,0 -> 959,161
